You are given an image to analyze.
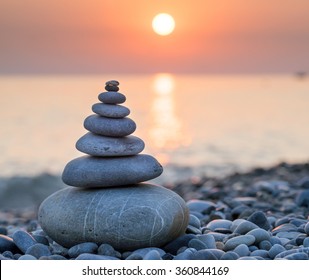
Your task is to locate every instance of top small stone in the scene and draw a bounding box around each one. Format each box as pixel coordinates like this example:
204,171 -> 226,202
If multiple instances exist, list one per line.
105,80 -> 120,92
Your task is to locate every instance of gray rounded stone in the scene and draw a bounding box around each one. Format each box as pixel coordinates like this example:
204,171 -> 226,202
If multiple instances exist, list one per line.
92,103 -> 130,118
76,133 -> 145,157
12,230 -> 38,253
98,91 -> 126,104
224,235 -> 256,251
62,155 -> 163,187
246,228 -> 271,243
68,242 -> 98,258
38,184 -> 189,251
84,115 -> 136,137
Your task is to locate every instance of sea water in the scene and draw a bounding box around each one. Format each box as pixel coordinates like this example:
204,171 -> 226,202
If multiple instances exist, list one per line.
0,74 -> 308,181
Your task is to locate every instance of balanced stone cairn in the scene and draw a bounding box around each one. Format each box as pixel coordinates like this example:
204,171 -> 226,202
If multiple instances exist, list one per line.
38,80 -> 189,251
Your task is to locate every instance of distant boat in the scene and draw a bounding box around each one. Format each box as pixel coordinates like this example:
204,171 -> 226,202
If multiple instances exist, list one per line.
294,71 -> 307,79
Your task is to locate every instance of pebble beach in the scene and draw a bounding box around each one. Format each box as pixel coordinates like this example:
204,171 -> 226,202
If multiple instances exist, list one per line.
1,161 -> 309,260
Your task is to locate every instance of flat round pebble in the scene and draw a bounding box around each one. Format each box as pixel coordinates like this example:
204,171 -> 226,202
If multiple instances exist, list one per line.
224,235 -> 256,251
25,244 -> 51,259
98,91 -> 126,104
18,254 -> 37,260
76,133 -> 145,157
304,222 -> 309,235
62,155 -> 163,187
84,115 -> 136,137
68,242 -> 98,258
247,211 -> 271,230
220,251 -> 239,260
196,234 -> 216,249
143,250 -> 162,260
233,244 -> 250,257
206,220 -> 232,231
76,253 -> 119,260
98,244 -> 120,258
188,214 -> 201,229
12,230 -> 38,253
246,228 -> 271,243
92,103 -> 130,118
268,244 -> 286,259
233,221 -> 258,234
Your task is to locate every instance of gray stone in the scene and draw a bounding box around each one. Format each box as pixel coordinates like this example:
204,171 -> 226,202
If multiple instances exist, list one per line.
62,155 -> 163,187
295,190 -> 309,207
206,220 -> 232,231
233,221 -> 259,234
12,230 -> 38,253
143,250 -> 162,260
247,211 -> 271,230
224,235 -> 256,251
186,225 -> 202,234
259,240 -> 272,250
68,242 -> 98,258
105,80 -> 119,86
220,251 -> 239,260
25,244 -> 51,259
283,253 -> 308,260
76,253 -> 119,260
125,253 -> 143,260
174,248 -> 196,260
186,200 -> 216,214
40,254 -> 67,260
250,249 -> 269,258
98,91 -> 126,104
196,234 -> 216,249
18,254 -> 37,260
0,234 -> 19,253
38,184 -> 189,251
188,239 -> 207,250
188,214 -> 201,229
98,244 -> 120,258
304,222 -> 309,235
130,247 -> 166,258
246,228 -> 271,243
303,237 -> 309,247
192,249 -> 224,260
84,115 -> 136,137
76,133 -> 145,157
268,244 -> 286,259
233,244 -> 250,257
92,103 -> 130,118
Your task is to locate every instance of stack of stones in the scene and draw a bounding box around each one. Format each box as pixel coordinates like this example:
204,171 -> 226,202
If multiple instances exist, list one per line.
38,80 -> 189,251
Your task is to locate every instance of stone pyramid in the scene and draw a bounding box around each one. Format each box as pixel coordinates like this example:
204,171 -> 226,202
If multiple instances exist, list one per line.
38,80 -> 189,251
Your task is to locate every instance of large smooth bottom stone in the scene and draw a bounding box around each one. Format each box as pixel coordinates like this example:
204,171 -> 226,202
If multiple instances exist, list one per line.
38,184 -> 189,250
62,154 -> 163,187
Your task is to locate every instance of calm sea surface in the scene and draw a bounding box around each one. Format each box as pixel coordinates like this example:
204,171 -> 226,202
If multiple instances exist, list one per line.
1,74 -> 308,181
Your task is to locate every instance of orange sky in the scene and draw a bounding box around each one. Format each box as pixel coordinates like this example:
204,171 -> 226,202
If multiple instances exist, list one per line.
1,0 -> 308,74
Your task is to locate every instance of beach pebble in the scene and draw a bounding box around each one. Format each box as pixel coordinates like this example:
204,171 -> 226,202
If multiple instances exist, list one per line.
188,214 -> 201,229
224,235 -> 256,251
39,184 -> 188,250
283,253 -> 308,260
84,115 -> 136,137
50,243 -> 68,256
247,211 -> 271,230
233,220 -> 259,234
25,244 -> 51,259
98,91 -> 125,104
125,253 -> 143,260
246,228 -> 271,243
295,190 -> 309,207
92,103 -> 130,118
250,249 -> 269,258
76,253 -> 119,260
192,249 -> 224,260
68,242 -> 98,258
163,234 -> 195,255
188,239 -> 207,250
206,220 -> 232,231
76,133 -> 145,157
196,234 -> 216,249
174,248 -> 196,260
2,251 -> 14,259
18,254 -> 37,260
0,227 -> 8,235
0,234 -> 19,253
12,230 -> 38,253
143,250 -> 162,260
259,240 -> 272,250
233,244 -> 250,257
62,155 -> 163,187
186,200 -> 216,214
304,222 -> 309,235
105,85 -> 119,92
40,254 -> 67,260
186,225 -> 202,234
98,244 -> 120,258
131,247 -> 166,258
303,237 -> 309,247
220,251 -> 239,260
268,244 -> 286,259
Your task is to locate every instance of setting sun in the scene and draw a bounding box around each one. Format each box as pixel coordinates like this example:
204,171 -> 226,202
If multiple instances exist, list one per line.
152,13 -> 175,36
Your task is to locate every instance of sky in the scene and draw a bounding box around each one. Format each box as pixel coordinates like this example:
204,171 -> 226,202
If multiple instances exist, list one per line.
1,0 -> 308,74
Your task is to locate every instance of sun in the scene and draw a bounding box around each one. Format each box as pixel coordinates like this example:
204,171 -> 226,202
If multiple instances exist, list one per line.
152,13 -> 175,36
